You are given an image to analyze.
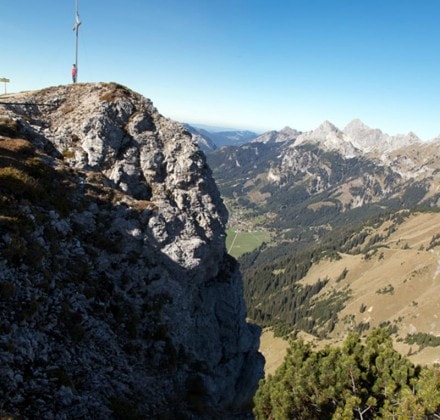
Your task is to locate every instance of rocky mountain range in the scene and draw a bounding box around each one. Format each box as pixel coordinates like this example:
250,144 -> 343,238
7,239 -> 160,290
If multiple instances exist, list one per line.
251,126 -> 300,144
207,119 -> 440,366
0,83 -> 263,418
293,119 -> 422,158
207,119 -> 440,232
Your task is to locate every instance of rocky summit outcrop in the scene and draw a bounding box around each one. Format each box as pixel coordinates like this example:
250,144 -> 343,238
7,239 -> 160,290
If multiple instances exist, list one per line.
0,83 -> 264,418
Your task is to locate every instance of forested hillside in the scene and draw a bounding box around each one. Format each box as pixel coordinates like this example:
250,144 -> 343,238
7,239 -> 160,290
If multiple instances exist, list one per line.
240,210 -> 440,365
207,124 -> 440,366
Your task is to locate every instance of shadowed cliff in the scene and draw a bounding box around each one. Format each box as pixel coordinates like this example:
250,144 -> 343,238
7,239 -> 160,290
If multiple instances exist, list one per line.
0,82 -> 264,418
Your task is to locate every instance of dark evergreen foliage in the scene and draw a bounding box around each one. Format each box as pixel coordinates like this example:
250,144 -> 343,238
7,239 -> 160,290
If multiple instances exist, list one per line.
254,328 -> 440,419
405,332 -> 440,349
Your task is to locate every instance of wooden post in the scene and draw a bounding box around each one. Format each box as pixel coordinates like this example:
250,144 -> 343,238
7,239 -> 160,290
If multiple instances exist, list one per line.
0,78 -> 10,94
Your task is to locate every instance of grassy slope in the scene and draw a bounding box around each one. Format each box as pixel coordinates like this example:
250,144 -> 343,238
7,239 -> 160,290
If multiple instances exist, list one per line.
259,329 -> 290,375
294,212 -> 440,366
260,212 -> 440,374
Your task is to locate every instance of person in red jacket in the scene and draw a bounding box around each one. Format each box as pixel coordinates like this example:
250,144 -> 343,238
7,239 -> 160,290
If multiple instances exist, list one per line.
71,64 -> 77,83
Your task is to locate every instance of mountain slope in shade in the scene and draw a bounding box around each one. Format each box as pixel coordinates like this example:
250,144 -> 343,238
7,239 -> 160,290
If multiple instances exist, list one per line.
0,83 -> 264,418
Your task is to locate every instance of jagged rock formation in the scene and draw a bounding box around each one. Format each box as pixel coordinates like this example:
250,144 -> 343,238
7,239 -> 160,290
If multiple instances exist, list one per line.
209,118 -> 440,218
294,118 -> 421,158
0,83 -> 264,418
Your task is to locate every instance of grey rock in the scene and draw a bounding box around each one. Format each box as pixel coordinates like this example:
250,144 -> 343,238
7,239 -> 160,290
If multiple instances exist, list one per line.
0,82 -> 263,418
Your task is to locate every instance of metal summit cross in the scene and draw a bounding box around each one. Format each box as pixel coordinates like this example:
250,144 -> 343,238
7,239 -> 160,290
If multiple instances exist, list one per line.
73,0 -> 82,81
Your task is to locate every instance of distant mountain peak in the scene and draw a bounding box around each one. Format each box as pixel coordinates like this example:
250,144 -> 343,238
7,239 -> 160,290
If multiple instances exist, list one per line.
405,131 -> 421,142
252,126 -> 300,144
279,126 -> 301,139
279,126 -> 297,134
290,118 -> 426,159
317,120 -> 339,133
293,120 -> 358,156
343,118 -> 372,135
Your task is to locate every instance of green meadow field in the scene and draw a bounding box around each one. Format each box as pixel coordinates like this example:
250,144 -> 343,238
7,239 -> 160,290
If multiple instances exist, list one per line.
226,229 -> 271,258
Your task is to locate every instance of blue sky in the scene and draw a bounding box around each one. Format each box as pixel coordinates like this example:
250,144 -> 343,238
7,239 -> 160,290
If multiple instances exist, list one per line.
2,1 -> 440,139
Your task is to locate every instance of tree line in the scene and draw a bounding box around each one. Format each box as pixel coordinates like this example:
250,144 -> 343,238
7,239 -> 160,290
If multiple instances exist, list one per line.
241,210 -> 420,337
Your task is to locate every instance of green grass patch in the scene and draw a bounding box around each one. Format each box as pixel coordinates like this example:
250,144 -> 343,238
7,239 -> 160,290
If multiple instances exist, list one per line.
226,228 -> 271,258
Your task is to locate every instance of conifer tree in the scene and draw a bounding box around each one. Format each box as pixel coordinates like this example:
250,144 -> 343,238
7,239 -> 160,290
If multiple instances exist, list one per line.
254,328 -> 440,419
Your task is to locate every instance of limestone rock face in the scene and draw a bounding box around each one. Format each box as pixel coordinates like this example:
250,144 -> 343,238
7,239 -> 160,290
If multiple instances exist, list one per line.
0,83 -> 264,418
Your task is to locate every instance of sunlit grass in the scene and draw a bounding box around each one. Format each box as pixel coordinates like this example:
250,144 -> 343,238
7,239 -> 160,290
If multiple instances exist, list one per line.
226,228 -> 271,258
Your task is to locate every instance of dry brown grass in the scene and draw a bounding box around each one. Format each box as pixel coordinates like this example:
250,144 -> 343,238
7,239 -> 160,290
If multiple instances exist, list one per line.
0,139 -> 39,197
0,137 -> 34,155
295,211 -> 440,366
99,83 -> 132,102
0,117 -> 20,138
0,166 -> 41,197
0,136 -> 75,216
131,200 -> 158,212
259,329 -> 290,375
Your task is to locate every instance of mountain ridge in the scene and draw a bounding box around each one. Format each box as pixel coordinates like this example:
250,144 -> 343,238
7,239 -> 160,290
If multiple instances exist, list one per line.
207,116 -> 440,223
187,117 -> 437,157
0,83 -> 264,418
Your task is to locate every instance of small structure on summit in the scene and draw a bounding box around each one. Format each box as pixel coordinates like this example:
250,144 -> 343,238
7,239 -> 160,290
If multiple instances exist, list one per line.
72,0 -> 82,82
0,77 -> 10,94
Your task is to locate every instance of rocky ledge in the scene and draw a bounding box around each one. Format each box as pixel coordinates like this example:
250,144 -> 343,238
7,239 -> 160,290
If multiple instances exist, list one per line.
0,83 -> 264,418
